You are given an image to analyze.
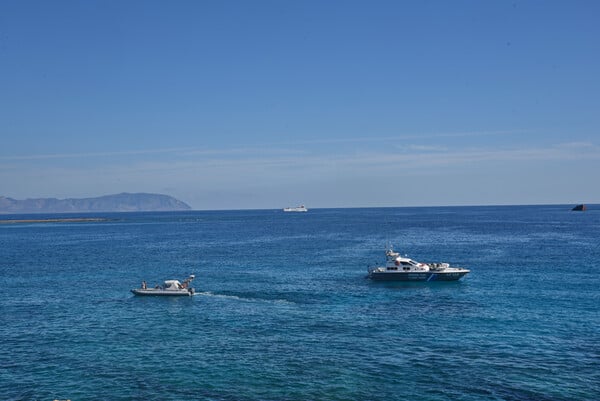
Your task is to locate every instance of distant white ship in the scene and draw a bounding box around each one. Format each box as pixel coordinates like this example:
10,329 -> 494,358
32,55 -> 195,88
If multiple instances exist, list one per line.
283,205 -> 308,212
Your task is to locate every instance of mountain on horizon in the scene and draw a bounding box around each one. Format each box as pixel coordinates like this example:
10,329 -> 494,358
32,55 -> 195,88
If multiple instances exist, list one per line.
0,193 -> 192,214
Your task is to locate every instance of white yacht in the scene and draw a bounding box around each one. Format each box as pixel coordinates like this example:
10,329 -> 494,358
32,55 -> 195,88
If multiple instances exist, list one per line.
367,246 -> 469,281
131,274 -> 196,296
283,205 -> 308,212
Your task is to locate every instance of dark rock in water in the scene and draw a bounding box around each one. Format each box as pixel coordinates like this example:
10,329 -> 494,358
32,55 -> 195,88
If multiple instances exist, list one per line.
0,193 -> 192,214
572,204 -> 586,211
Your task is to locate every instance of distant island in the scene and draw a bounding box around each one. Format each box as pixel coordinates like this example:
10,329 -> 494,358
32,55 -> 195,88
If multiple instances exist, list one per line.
0,193 -> 191,214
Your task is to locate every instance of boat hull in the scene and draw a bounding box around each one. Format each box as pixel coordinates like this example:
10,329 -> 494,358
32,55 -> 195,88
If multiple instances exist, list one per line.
368,270 -> 469,281
131,288 -> 194,296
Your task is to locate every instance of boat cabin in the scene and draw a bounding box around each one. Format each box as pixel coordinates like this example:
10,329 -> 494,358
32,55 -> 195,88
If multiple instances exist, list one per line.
163,280 -> 183,290
386,253 -> 429,271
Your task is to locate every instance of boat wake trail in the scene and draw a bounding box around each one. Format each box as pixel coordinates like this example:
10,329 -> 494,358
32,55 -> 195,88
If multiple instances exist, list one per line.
194,291 -> 295,305
194,291 -> 242,300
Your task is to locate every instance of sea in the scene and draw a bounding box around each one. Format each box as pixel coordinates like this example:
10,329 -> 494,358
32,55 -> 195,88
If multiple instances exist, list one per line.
0,205 -> 598,401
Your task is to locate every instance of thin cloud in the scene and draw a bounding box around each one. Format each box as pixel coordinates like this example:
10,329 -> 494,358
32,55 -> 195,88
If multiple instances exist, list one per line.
60,141 -> 600,180
0,145 -> 307,162
0,147 -> 193,161
276,129 -> 531,146
0,129 -> 530,162
2,140 -> 598,205
2,140 -> 598,197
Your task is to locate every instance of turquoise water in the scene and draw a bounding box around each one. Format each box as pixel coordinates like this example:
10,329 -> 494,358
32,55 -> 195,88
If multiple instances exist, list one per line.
1,206 -> 598,400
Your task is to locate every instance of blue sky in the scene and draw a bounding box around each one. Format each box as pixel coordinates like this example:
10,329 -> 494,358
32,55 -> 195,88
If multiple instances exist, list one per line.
1,0 -> 599,209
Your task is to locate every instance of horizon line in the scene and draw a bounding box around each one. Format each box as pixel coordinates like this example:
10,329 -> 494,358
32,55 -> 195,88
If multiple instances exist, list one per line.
0,202 -> 594,217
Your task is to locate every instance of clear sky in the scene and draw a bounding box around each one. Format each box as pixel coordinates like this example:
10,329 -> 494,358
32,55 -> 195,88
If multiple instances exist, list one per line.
1,0 -> 599,209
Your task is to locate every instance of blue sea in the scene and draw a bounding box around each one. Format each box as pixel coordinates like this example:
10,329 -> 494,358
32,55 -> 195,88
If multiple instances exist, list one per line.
1,206 -> 598,401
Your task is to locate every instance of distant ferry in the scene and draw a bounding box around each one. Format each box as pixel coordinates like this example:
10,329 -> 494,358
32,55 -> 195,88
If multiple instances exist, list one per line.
283,205 -> 308,212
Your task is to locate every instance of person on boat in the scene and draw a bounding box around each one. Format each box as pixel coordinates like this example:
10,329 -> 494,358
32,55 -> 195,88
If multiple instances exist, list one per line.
141,280 -> 147,289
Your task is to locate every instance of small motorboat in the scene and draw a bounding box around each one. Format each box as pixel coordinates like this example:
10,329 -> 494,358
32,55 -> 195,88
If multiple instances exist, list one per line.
131,274 -> 196,296
367,246 -> 469,281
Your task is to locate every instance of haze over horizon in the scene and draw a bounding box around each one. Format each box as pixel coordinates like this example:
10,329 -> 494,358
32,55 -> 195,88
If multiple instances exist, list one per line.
2,1 -> 599,210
